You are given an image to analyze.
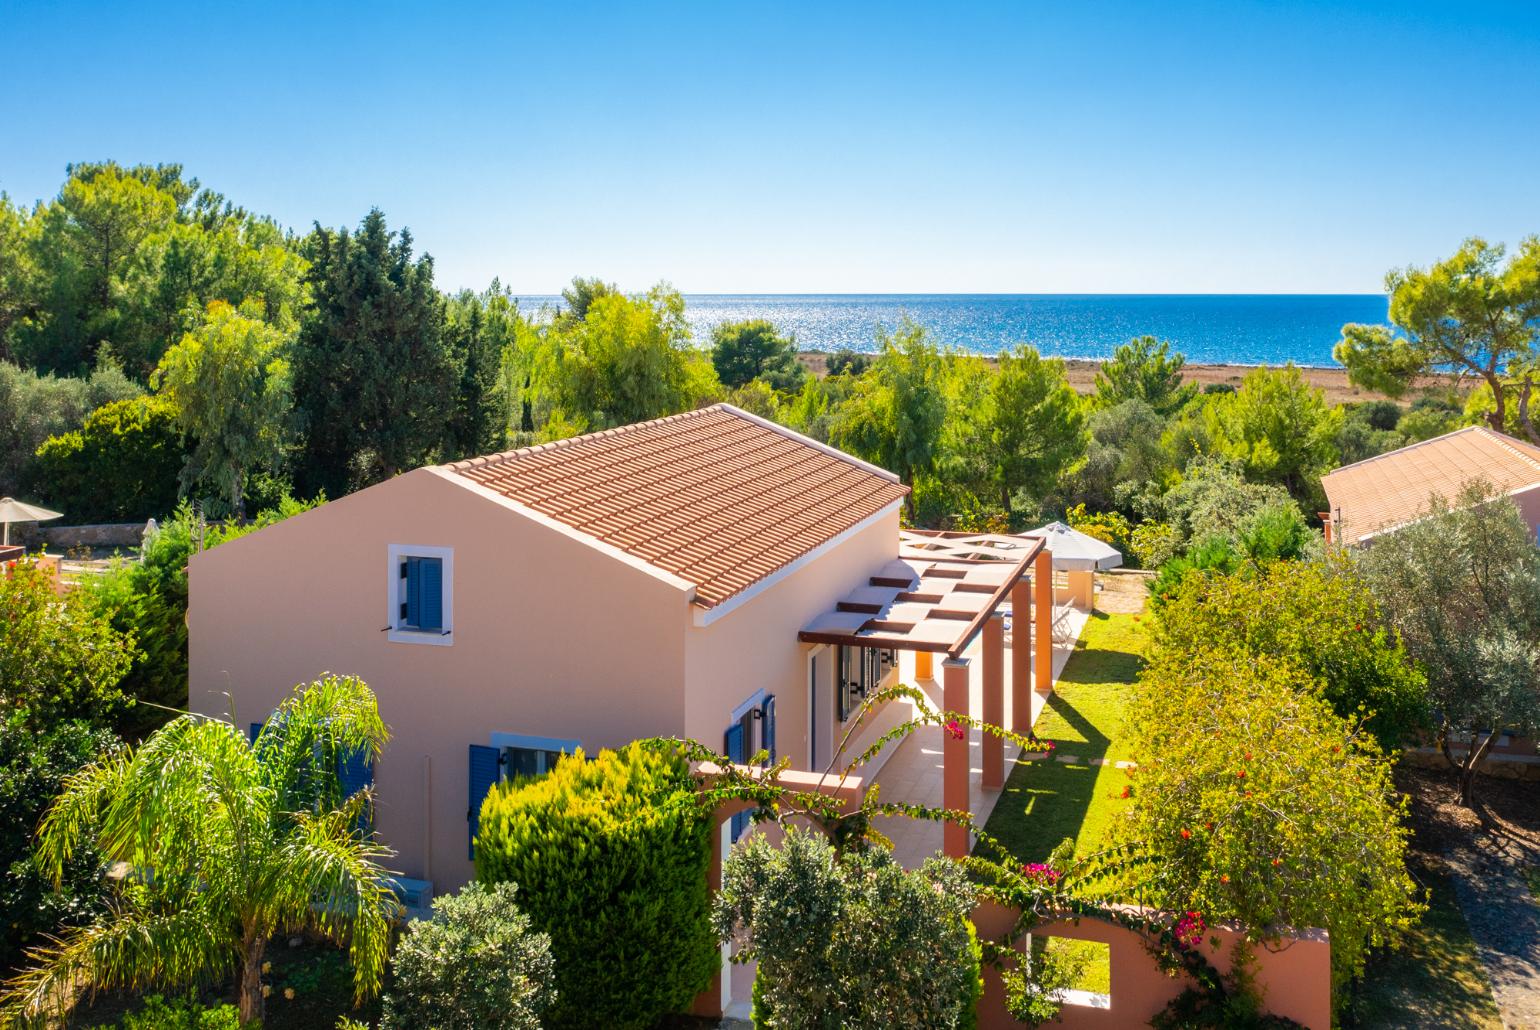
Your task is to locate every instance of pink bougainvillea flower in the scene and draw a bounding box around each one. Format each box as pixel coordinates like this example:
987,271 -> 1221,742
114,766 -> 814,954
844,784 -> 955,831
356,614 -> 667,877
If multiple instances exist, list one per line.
1019,862 -> 1063,886
944,719 -> 966,741
1173,910 -> 1207,950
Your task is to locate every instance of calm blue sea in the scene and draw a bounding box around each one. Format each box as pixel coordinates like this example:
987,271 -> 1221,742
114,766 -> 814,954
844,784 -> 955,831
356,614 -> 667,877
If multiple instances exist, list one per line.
513,294 -> 1388,367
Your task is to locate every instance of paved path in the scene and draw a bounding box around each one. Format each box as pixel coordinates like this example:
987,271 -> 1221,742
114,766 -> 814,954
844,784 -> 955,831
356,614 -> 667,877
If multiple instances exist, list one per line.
1445,843 -> 1540,1029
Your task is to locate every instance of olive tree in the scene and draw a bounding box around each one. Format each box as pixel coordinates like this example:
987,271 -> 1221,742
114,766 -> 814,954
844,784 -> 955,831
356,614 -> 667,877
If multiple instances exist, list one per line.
1357,482 -> 1540,806
716,826 -> 981,1030
382,882 -> 555,1030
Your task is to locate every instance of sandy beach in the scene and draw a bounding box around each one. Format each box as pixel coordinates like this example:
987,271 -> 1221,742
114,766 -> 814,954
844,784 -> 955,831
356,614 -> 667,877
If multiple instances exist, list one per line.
796,352 -> 1463,406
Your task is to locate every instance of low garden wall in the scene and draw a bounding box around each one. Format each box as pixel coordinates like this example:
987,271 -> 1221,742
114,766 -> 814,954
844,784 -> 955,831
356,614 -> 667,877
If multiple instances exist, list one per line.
14,522 -> 147,550
971,900 -> 1332,1030
695,765 -> 1333,1028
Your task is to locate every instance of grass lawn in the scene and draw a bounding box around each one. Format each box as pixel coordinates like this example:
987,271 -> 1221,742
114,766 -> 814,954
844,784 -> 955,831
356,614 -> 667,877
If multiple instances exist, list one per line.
981,610 -> 1145,864
1344,855 -> 1502,1028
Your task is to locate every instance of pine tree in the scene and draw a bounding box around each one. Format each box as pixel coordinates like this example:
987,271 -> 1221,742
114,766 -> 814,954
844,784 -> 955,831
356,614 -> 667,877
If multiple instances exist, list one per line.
291,209 -> 453,497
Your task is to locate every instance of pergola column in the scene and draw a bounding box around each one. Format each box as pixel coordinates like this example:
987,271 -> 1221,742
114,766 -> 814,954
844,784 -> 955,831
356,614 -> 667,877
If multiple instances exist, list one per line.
914,650 -> 934,681
1034,550 -> 1053,694
1010,577 -> 1032,733
942,656 -> 971,859
982,613 -> 1005,790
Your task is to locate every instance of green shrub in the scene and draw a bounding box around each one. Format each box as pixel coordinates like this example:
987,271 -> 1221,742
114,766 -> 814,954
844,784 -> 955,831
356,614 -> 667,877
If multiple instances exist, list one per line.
1121,646 -> 1422,992
474,740 -> 716,1030
115,992 -> 242,1029
381,882 -> 555,1030
1151,555 -> 1427,748
1128,520 -> 1179,569
0,356 -> 141,497
0,559 -> 135,728
0,716 -> 120,973
1066,503 -> 1131,555
28,395 -> 185,523
717,827 -> 979,1029
1149,501 -> 1316,607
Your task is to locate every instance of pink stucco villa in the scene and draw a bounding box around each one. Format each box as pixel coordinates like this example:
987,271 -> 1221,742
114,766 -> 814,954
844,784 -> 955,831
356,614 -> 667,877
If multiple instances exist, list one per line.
1322,425 -> 1540,546
189,404 -> 1055,899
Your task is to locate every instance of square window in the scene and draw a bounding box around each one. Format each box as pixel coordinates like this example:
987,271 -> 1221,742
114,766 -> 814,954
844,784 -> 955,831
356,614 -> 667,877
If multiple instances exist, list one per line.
387,545 -> 453,646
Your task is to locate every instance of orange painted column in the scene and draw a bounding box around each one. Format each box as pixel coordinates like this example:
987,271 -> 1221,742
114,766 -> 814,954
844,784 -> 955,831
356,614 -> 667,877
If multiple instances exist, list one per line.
1010,578 -> 1032,733
982,614 -> 1005,790
942,656 -> 971,858
1034,550 -> 1054,694
915,649 -> 934,681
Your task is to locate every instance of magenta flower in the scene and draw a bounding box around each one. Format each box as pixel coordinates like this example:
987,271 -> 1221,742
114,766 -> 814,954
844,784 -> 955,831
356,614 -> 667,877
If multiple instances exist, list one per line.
944,719 -> 965,741
1020,863 -> 1062,886
1173,910 -> 1206,950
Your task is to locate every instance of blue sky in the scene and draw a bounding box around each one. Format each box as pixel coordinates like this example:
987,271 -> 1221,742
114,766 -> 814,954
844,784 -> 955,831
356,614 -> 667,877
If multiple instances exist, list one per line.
3,1 -> 1537,294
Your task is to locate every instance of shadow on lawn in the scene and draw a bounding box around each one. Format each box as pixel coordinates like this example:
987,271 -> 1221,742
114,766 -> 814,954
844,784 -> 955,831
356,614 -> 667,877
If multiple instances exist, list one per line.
1040,691 -> 1110,759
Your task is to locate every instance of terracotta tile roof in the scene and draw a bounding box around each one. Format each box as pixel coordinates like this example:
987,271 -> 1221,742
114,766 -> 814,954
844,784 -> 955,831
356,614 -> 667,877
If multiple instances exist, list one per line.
443,405 -> 909,608
1322,426 -> 1540,544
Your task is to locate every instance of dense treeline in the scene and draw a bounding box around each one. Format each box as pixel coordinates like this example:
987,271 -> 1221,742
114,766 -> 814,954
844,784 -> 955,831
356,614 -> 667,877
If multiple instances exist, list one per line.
0,161 -> 1502,543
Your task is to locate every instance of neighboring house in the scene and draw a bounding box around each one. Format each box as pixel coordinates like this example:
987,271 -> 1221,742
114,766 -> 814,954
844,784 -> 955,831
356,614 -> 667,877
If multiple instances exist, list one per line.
1322,425 -> 1540,546
191,405 -> 935,893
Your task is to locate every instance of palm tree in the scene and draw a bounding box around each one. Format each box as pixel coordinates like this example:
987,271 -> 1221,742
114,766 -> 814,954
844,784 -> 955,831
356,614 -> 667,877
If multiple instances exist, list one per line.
0,674 -> 398,1025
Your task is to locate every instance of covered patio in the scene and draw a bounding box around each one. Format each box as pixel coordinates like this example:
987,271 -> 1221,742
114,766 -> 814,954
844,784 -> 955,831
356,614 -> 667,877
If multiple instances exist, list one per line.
798,530 -> 1061,859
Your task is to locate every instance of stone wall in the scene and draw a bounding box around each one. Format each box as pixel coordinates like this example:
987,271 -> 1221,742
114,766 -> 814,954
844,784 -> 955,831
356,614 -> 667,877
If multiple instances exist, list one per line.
14,522 -> 148,550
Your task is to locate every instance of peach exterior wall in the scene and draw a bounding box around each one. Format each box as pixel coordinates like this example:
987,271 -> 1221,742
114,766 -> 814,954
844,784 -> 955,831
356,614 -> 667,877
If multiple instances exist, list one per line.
682,506 -> 901,769
971,901 -> 1332,1030
189,467 -> 694,890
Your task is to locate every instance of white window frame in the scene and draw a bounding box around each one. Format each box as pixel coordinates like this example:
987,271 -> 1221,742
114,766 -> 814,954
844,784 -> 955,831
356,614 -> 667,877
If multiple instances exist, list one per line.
387,544 -> 454,646
489,732 -> 582,779
731,689 -> 769,759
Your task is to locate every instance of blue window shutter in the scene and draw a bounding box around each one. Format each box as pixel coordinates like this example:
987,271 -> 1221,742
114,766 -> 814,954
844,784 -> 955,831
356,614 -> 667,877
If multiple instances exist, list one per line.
761,695 -> 777,762
338,747 -> 374,833
468,744 -> 500,861
249,722 -> 263,745
724,723 -> 749,842
405,557 -> 423,627
724,723 -> 745,764
418,558 -> 443,631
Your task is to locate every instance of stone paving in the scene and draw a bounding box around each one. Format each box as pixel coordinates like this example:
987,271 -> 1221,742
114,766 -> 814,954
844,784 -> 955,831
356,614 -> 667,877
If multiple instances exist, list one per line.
1445,841 -> 1540,1029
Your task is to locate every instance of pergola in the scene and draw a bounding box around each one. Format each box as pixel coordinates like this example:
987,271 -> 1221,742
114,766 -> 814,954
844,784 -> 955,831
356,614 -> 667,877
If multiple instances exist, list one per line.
798,530 -> 1054,857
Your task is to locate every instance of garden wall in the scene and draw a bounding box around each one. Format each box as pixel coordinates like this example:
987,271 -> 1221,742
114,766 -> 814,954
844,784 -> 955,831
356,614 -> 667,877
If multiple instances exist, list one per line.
971,900 -> 1332,1030
695,768 -> 1334,1028
13,521 -> 147,549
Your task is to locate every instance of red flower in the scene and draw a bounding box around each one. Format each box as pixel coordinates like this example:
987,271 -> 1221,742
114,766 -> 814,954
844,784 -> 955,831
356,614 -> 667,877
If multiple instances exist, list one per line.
1220,874 -> 1231,884
944,719 -> 966,741
1236,770 -> 1246,779
1180,828 -> 1192,840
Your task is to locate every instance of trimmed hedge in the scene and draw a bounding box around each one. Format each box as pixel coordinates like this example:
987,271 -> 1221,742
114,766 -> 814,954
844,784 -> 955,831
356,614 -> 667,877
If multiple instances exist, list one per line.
474,740 -> 716,1030
29,395 -> 185,524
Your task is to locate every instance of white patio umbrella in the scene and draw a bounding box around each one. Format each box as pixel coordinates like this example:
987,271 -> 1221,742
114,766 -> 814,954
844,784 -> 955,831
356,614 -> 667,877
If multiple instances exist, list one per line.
1026,521 -> 1124,571
0,497 -> 63,546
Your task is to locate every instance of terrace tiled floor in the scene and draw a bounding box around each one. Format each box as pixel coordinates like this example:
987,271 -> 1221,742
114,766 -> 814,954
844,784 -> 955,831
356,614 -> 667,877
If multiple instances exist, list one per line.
871,603 -> 1090,869
722,602 -> 1091,1020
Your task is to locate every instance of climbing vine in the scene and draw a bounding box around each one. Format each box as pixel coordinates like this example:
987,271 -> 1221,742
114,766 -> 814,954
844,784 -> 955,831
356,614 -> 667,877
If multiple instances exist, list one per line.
669,682 -> 1298,1027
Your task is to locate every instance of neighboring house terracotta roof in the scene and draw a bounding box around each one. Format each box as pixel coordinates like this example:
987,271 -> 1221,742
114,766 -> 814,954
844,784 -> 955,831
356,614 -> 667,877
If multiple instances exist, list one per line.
442,405 -> 909,609
1322,426 -> 1540,544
